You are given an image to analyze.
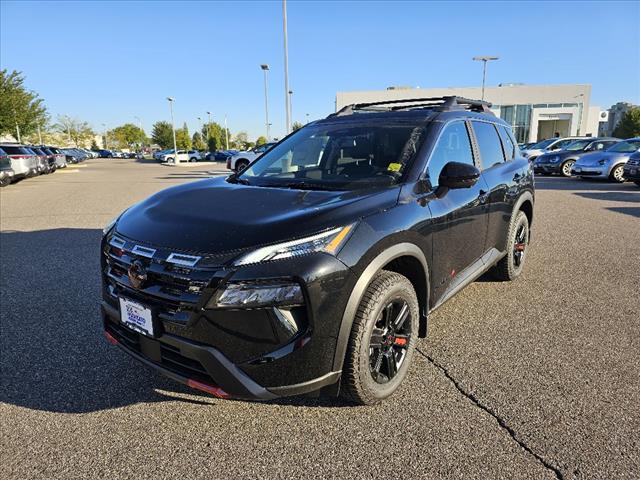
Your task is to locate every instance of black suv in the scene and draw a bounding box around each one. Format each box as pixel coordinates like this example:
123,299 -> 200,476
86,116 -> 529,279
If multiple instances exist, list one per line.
101,96 -> 534,405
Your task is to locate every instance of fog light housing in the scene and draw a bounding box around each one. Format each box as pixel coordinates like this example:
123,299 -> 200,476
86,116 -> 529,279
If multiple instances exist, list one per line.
209,282 -> 304,309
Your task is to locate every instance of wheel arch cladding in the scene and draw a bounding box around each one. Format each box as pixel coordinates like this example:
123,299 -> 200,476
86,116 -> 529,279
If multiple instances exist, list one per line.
515,191 -> 534,228
332,243 -> 430,372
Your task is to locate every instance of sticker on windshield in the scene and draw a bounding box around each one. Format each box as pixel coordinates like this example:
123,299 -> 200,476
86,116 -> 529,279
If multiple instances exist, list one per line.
388,163 -> 402,172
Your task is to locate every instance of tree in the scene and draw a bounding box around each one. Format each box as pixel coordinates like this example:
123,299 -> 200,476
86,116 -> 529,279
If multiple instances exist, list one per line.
292,121 -> 304,131
201,121 -> 229,151
54,115 -> 95,147
0,69 -> 48,138
192,131 -> 206,150
255,135 -> 267,146
234,131 -> 250,150
91,139 -> 99,150
109,123 -> 146,149
151,121 -> 174,149
175,122 -> 192,149
613,107 -> 640,138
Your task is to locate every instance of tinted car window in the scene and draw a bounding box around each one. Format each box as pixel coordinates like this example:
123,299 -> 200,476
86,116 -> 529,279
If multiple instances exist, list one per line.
472,121 -> 505,169
2,145 -> 28,155
498,126 -> 516,161
426,121 -> 474,187
0,147 -> 6,155
241,123 -> 426,190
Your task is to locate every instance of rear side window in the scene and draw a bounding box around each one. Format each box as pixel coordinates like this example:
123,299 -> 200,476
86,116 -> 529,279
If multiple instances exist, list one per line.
498,126 -> 516,161
472,121 -> 505,169
0,147 -> 6,155
2,145 -> 27,155
426,121 -> 475,187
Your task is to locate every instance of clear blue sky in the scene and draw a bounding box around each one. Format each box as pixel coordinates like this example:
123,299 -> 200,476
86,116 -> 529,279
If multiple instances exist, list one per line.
1,0 -> 639,140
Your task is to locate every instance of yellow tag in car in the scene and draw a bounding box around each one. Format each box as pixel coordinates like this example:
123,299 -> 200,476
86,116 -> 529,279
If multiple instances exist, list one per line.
387,163 -> 402,172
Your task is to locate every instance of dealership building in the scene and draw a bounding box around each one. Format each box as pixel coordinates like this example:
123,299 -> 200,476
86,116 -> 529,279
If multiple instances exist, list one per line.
336,83 -> 605,144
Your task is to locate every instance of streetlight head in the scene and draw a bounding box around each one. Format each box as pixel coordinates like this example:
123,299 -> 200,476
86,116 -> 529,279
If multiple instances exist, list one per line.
289,90 -> 293,95
473,56 -> 499,61
167,97 -> 174,102
260,64 -> 270,71
206,111 -> 211,115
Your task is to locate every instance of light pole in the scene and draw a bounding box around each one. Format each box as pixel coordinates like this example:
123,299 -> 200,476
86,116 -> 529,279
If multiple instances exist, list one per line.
102,123 -> 108,149
288,90 -> 293,126
134,116 -> 143,150
305,113 -> 310,124
283,0 -> 291,133
167,97 -> 179,164
260,64 -> 271,140
224,114 -> 229,150
206,111 -> 212,147
574,94 -> 585,136
472,56 -> 499,101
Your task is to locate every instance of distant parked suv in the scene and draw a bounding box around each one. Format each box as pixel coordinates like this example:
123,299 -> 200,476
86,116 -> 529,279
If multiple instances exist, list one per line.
101,96 -> 534,404
227,142 -> 276,171
521,136 -> 588,162
163,150 -> 202,163
534,137 -> 619,177
0,147 -> 15,187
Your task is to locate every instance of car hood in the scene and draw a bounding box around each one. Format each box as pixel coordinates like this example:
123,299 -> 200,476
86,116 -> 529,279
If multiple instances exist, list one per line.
115,176 -> 399,253
574,151 -> 630,166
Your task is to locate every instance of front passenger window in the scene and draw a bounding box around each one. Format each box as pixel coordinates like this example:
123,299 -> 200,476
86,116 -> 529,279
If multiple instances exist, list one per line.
426,122 -> 475,188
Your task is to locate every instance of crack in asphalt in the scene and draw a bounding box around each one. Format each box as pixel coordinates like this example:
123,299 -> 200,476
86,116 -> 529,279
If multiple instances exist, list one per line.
415,347 -> 564,480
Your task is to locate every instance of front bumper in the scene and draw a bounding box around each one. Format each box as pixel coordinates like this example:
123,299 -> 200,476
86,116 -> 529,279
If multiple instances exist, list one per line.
623,165 -> 640,180
0,169 -> 14,180
571,165 -> 608,177
101,233 -> 355,399
534,162 -> 561,174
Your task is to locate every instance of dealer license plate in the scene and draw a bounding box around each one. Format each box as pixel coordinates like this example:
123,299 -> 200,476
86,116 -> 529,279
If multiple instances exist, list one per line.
119,297 -> 154,337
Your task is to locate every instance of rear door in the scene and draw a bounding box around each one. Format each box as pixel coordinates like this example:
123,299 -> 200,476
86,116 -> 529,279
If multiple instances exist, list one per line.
470,121 -> 519,256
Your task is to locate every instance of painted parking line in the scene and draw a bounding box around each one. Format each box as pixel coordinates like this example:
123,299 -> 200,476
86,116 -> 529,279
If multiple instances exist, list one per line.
56,169 -> 80,174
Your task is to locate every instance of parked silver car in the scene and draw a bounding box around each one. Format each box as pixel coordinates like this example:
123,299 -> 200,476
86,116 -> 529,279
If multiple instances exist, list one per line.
571,138 -> 640,182
0,144 -> 39,179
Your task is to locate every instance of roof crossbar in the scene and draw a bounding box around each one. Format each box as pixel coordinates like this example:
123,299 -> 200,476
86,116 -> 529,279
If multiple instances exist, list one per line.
330,95 -> 494,117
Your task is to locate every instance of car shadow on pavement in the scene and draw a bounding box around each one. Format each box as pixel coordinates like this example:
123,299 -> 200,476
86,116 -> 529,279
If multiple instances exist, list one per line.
534,176 -> 639,192
0,228 -> 215,414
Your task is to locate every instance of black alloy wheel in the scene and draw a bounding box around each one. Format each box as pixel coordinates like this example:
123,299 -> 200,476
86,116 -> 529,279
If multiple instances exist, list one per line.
369,299 -> 412,384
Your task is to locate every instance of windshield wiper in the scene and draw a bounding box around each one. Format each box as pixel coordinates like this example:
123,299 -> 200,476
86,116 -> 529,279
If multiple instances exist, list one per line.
227,175 -> 251,185
280,181 -> 343,191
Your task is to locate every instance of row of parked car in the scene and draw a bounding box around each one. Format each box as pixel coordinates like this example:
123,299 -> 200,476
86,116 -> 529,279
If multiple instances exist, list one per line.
97,149 -> 139,159
520,136 -> 640,185
151,148 -> 241,163
0,143 -> 98,187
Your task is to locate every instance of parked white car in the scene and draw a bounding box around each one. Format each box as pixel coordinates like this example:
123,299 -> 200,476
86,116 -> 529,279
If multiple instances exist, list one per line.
228,142 -> 276,172
162,150 -> 202,163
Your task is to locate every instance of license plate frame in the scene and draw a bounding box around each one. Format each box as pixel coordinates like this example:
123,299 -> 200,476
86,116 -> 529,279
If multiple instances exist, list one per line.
119,297 -> 155,337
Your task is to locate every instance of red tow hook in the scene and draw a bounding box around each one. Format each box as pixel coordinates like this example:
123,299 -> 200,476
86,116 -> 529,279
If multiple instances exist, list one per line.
104,331 -> 118,345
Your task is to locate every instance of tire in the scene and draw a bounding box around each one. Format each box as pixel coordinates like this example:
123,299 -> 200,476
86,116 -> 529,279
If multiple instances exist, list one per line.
236,160 -> 249,172
634,181 -> 640,187
341,270 -> 419,405
190,157 -> 197,163
0,176 -> 11,187
560,160 -> 575,177
491,210 -> 530,281
609,164 -> 625,183
166,157 -> 174,163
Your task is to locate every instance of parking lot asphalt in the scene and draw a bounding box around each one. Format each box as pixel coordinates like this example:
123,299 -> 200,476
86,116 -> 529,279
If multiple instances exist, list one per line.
1,158 -> 638,479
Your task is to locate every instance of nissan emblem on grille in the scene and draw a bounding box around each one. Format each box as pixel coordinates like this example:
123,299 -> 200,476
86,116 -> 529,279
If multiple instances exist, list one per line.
127,260 -> 148,289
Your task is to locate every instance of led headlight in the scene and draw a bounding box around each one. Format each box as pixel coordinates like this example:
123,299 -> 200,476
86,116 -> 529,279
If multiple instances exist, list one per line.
550,156 -> 560,163
233,224 -> 355,266
598,159 -> 608,166
208,282 -> 304,309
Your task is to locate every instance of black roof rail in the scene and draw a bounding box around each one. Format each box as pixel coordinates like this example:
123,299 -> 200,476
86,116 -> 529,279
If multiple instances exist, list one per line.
329,95 -> 494,117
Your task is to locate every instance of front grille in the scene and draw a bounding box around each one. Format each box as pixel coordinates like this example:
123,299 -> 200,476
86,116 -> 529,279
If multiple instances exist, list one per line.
627,158 -> 639,166
103,233 -> 232,325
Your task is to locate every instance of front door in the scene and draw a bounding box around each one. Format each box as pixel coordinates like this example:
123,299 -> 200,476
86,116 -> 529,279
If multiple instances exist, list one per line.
423,121 -> 489,305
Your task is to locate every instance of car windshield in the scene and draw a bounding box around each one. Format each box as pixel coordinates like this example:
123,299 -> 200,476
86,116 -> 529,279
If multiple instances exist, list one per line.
237,122 -> 427,190
564,140 -> 592,151
606,140 -> 640,153
529,138 -> 556,150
